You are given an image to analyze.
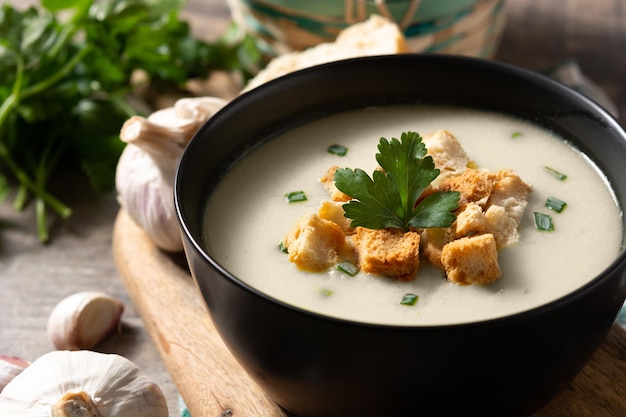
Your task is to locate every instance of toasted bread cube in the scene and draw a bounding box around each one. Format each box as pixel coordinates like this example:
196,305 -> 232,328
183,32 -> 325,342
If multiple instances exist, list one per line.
441,234 -> 501,285
353,227 -> 420,281
317,200 -> 353,233
484,205 -> 520,247
423,130 -> 471,183
320,166 -> 353,202
488,169 -> 532,223
421,227 -> 454,269
283,214 -> 349,272
454,202 -> 487,238
437,168 -> 497,208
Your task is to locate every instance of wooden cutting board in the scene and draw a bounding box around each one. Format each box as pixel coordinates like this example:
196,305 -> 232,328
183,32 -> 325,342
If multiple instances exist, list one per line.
112,209 -> 626,416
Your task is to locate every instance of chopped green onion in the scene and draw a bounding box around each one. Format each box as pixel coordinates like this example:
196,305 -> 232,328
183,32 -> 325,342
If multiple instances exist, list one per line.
335,261 -> 359,276
285,190 -> 307,203
400,293 -> 419,306
327,144 -> 348,156
545,196 -> 567,213
512,131 -> 524,138
533,212 -> 554,231
321,289 -> 333,297
544,166 -> 567,181
278,242 -> 288,253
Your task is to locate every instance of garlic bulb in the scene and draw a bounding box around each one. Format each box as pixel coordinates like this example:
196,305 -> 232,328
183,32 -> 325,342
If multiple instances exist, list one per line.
0,350 -> 168,417
116,96 -> 228,252
47,292 -> 124,351
0,356 -> 29,392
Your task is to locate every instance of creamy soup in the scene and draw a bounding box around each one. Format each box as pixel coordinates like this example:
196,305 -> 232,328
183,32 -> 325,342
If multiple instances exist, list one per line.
203,105 -> 623,326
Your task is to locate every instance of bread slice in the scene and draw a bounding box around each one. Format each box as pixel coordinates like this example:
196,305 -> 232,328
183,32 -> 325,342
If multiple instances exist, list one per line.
242,14 -> 409,92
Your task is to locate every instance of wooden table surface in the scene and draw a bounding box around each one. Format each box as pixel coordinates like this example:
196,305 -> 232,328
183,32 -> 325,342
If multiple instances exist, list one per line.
1,0 -> 625,416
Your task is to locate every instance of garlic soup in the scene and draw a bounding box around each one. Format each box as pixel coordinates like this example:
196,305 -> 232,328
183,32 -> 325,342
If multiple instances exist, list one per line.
202,105 -> 622,326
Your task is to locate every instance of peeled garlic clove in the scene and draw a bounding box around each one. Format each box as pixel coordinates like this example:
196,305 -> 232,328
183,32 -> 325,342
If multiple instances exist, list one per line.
47,291 -> 124,351
0,350 -> 168,417
0,356 -> 29,392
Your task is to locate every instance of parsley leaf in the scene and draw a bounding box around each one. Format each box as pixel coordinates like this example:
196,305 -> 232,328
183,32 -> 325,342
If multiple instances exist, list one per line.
334,132 -> 459,231
0,0 -> 262,242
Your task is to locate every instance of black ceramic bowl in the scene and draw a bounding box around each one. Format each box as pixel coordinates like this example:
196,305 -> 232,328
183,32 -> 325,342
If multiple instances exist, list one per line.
175,55 -> 626,417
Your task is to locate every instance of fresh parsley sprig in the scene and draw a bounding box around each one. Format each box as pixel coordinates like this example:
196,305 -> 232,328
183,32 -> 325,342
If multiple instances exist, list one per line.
333,132 -> 460,231
0,0 -> 262,242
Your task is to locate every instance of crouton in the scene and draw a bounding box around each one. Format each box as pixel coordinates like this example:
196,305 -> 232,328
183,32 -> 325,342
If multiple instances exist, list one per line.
353,227 -> 420,281
488,169 -> 532,223
283,213 -> 352,272
484,205 -> 520,247
437,168 -> 497,208
317,200 -> 353,232
421,227 -> 454,269
320,166 -> 353,202
441,234 -> 501,285
454,202 -> 487,238
423,130 -> 471,183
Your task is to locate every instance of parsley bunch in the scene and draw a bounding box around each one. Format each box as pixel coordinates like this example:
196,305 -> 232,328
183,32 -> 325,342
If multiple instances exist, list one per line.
0,0 -> 261,241
334,132 -> 460,231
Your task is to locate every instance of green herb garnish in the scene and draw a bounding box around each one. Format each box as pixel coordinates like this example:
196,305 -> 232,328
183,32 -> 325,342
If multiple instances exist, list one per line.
335,261 -> 359,276
285,190 -> 307,203
321,289 -> 333,297
544,166 -> 567,181
545,196 -> 567,213
333,132 -> 460,231
512,131 -> 524,138
278,242 -> 288,253
0,0 -> 262,242
400,293 -> 419,306
328,144 -> 348,156
533,212 -> 555,231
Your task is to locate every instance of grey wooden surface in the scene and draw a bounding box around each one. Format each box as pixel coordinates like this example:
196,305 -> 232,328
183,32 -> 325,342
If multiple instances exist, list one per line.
1,1 -> 625,416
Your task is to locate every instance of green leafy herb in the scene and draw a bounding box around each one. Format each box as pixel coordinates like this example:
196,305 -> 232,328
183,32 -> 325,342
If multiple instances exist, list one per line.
327,144 -> 348,156
335,261 -> 359,276
285,190 -> 307,203
512,131 -> 524,138
400,293 -> 419,306
321,289 -> 333,297
0,0 -> 262,242
533,212 -> 554,231
544,166 -> 567,181
545,196 -> 567,213
333,132 -> 459,231
278,241 -> 288,253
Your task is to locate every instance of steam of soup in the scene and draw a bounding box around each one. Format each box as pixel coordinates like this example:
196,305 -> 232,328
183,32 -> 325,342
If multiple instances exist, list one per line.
203,105 -> 622,326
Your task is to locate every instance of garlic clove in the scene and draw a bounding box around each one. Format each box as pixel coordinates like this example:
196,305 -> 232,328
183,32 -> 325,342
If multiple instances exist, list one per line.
47,292 -> 124,351
0,356 -> 29,392
0,350 -> 168,417
116,144 -> 183,252
116,96 -> 228,252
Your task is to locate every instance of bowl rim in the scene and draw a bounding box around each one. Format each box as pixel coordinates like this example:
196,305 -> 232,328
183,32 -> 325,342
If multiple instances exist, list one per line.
176,53 -> 626,330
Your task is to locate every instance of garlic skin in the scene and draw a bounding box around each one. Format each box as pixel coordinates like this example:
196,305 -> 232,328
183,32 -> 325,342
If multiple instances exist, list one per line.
116,96 -> 228,252
0,356 -> 29,392
0,350 -> 168,417
47,292 -> 124,351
